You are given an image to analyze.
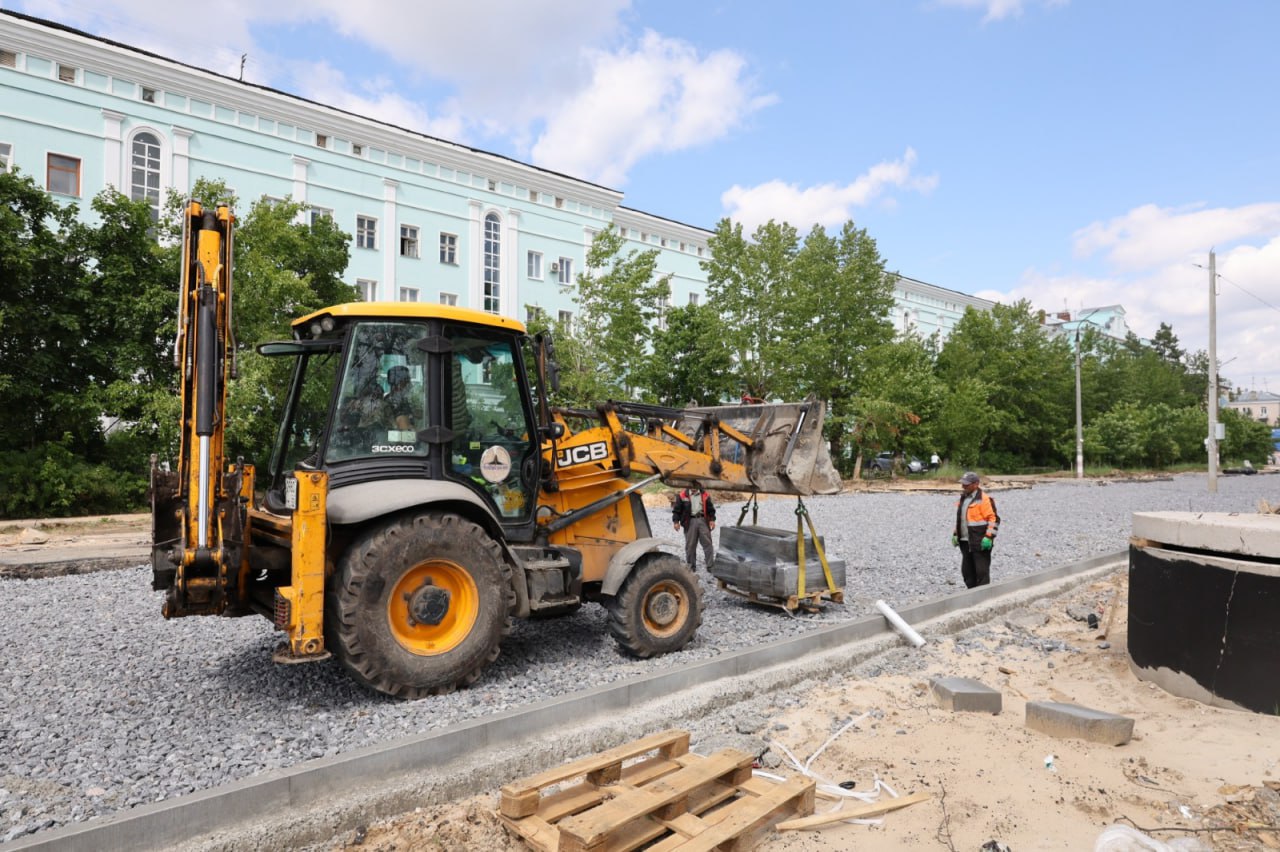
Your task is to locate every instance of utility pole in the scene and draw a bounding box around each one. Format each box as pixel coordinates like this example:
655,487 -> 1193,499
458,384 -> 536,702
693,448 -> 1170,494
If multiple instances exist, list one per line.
1075,329 -> 1084,479
1207,251 -> 1219,493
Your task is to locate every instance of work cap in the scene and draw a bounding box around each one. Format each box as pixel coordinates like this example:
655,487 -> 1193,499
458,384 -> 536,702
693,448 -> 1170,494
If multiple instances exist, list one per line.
959,471 -> 980,485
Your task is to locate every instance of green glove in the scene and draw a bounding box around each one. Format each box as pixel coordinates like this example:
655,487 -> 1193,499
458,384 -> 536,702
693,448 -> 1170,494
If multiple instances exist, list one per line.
951,534 -> 958,547
981,536 -> 993,551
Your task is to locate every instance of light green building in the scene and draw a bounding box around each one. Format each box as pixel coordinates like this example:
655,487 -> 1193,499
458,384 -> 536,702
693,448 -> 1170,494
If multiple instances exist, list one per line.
1,9 -> 995,339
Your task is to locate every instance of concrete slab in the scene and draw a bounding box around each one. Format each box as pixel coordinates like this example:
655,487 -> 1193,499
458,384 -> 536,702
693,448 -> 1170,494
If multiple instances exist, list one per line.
929,676 -> 1002,714
1025,700 -> 1133,745
1132,511 -> 1280,560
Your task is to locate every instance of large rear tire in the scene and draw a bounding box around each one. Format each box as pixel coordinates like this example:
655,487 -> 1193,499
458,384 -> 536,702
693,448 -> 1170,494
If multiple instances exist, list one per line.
328,512 -> 514,699
606,554 -> 702,658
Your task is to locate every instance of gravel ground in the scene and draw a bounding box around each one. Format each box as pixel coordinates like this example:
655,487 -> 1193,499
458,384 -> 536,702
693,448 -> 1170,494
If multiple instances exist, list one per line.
1,472 -> 1276,844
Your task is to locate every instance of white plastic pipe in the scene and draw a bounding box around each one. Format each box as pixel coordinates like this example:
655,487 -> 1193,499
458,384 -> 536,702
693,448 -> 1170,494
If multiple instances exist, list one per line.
875,599 -> 926,648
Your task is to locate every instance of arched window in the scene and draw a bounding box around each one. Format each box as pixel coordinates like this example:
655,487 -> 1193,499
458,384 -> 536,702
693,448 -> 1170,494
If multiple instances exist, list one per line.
483,212 -> 501,313
130,131 -> 161,220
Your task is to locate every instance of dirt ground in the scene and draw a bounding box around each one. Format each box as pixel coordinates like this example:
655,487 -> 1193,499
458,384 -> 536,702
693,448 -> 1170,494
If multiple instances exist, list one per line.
311,571 -> 1280,852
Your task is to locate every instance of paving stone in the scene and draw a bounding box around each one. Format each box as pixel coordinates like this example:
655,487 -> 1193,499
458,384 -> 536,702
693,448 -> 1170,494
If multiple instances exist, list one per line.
1025,700 -> 1134,745
929,676 -> 1002,714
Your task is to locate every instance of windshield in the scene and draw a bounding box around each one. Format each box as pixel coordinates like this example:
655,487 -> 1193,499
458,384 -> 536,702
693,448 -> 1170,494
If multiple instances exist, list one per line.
326,322 -> 429,464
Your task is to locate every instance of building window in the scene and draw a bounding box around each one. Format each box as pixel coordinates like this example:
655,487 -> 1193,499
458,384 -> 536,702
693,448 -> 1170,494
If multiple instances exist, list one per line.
439,232 -> 457,264
309,206 -> 333,226
351,143 -> 363,157
56,64 -> 76,83
526,305 -> 545,325
483,213 -> 501,313
0,142 -> 12,172
527,250 -> 543,280
399,287 -> 419,302
689,292 -> 699,306
129,131 -> 161,221
400,225 -> 420,258
557,257 -> 572,286
141,87 -> 157,103
558,310 -> 573,333
656,294 -> 670,330
355,279 -> 376,301
356,215 -> 377,249
439,292 -> 458,306
315,133 -> 328,148
0,50 -> 16,68
47,153 -> 80,196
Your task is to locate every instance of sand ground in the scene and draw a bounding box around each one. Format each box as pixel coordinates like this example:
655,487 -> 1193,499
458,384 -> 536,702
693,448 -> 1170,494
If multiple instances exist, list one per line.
315,570 -> 1280,852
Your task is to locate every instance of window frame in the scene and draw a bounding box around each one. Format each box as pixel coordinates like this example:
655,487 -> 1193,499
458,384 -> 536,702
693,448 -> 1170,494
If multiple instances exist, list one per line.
0,142 -> 12,172
355,279 -> 377,301
400,224 -> 420,259
356,215 -> 378,250
439,232 -> 457,265
46,152 -> 81,197
556,257 -> 573,286
439,292 -> 458,306
399,286 -> 420,302
129,130 -> 162,220
527,250 -> 543,280
482,213 -> 501,314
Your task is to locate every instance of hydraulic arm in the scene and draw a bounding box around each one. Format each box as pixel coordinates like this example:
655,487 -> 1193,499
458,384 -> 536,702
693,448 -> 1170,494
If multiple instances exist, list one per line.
151,201 -> 251,617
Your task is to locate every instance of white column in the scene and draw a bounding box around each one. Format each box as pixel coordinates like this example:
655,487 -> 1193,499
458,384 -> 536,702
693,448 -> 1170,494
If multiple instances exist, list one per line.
171,127 -> 193,195
383,179 -> 398,301
101,109 -> 125,192
468,200 -> 483,309
505,209 -> 521,317
292,156 -> 311,224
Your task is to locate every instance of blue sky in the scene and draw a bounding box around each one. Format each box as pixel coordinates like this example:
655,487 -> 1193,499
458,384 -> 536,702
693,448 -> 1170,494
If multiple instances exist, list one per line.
10,0 -> 1280,393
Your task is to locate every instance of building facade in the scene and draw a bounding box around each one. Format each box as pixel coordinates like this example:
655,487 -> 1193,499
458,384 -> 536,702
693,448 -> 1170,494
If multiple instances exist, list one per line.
1224,390 -> 1280,427
2,10 -> 1006,343
0,11 -> 714,329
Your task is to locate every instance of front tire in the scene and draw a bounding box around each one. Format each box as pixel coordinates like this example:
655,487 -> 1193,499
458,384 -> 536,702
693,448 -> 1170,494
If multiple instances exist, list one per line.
607,554 -> 702,658
328,512 -> 514,699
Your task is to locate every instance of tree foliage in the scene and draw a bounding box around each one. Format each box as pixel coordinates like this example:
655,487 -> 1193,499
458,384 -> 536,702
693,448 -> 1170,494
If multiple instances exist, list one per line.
572,225 -> 670,400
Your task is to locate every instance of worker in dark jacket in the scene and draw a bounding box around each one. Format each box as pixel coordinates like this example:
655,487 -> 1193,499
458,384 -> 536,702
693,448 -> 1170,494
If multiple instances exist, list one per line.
673,485 -> 717,571
952,471 -> 999,588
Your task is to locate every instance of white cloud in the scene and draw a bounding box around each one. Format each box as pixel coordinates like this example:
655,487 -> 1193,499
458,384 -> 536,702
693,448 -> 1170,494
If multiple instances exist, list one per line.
987,204 -> 1280,393
720,148 -> 939,233
932,0 -> 1068,23
529,31 -> 774,187
1072,202 -> 1280,270
289,60 -> 465,142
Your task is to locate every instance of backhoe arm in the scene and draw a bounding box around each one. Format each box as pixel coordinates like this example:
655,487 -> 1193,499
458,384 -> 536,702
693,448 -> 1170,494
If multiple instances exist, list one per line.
151,202 -> 250,616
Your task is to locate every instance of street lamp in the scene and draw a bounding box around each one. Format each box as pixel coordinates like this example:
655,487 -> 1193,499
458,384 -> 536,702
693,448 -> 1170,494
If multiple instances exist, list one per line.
1072,310 -> 1101,480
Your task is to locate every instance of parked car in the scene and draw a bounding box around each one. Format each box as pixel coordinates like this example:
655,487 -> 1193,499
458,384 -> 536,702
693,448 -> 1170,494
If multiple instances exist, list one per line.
906,457 -> 925,474
865,452 -> 896,476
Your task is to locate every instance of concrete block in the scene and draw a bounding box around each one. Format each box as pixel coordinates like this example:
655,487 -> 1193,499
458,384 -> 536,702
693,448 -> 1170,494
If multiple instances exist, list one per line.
1132,511 -> 1280,559
1025,701 -> 1133,745
929,677 -> 1002,714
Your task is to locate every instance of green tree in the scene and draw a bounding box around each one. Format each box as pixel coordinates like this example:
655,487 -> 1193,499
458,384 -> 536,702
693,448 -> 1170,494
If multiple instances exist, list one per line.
0,168 -> 99,453
936,301 -> 1074,470
702,219 -> 799,400
640,303 -> 736,406
572,225 -> 671,400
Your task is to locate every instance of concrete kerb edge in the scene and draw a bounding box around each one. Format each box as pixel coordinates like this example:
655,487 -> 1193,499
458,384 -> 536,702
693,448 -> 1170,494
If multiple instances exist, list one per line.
12,551 -> 1128,852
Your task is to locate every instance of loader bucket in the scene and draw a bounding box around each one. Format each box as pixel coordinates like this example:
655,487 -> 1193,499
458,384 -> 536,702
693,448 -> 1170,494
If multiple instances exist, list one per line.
677,396 -> 842,496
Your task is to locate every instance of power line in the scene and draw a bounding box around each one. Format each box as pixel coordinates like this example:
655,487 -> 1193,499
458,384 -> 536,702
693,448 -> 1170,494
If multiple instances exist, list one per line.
1217,272 -> 1280,316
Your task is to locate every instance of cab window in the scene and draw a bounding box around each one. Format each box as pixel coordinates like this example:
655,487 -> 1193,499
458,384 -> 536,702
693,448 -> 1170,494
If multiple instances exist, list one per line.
326,322 -> 428,463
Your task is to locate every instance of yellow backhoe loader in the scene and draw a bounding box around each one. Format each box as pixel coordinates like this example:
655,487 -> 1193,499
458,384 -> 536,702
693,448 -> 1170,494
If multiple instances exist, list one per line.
150,202 -> 842,698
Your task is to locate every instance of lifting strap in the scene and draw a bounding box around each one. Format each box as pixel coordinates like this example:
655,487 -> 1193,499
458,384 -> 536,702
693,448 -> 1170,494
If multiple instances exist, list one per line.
794,498 -> 838,599
736,492 -> 760,527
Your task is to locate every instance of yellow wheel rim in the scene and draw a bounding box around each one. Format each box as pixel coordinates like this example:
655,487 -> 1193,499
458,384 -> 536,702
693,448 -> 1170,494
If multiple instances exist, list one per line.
388,560 -> 479,656
640,579 -> 690,639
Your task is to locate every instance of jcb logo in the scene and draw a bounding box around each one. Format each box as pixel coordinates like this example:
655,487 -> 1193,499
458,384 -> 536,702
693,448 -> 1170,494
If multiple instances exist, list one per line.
556,441 -> 609,468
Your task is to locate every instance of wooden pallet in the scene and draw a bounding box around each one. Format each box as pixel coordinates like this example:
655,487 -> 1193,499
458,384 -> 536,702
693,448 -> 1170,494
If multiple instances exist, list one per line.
717,579 -> 844,614
499,729 -> 815,852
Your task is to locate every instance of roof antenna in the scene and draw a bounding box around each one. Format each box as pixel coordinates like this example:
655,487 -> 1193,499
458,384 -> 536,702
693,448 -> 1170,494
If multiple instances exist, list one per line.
239,54 -> 247,81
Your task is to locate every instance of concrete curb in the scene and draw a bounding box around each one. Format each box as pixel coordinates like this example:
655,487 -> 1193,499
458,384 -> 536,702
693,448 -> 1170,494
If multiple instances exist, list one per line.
10,551 -> 1126,852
